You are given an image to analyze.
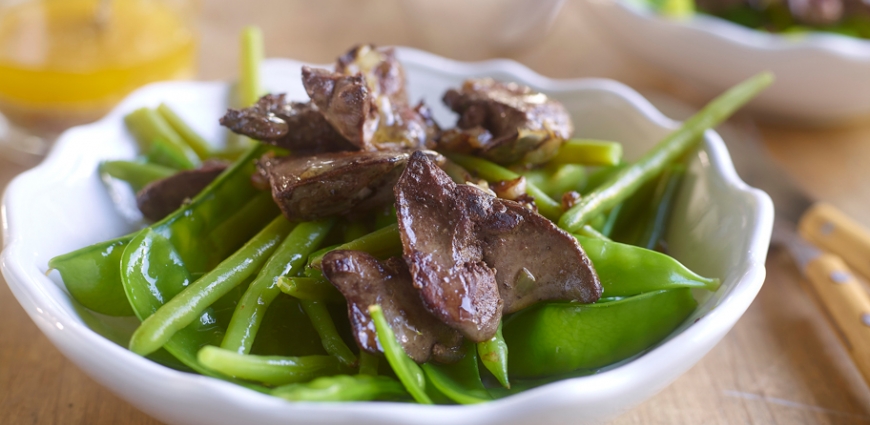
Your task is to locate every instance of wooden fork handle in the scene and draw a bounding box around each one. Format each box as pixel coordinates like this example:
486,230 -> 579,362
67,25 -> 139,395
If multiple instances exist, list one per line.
804,253 -> 870,386
800,202 -> 870,282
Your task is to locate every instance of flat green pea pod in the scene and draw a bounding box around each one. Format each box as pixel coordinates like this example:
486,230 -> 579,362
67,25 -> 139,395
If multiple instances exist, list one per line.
197,346 -> 350,386
477,321 -> 510,389
422,342 -> 492,404
120,144 -> 273,382
504,288 -> 697,378
49,235 -> 134,316
370,304 -> 431,404
575,236 -> 719,297
272,375 -> 409,402
128,217 -> 295,356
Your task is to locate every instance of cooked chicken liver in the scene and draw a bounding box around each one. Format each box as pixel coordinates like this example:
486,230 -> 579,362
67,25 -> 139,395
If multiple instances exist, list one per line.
395,152 -> 503,342
136,160 -> 228,221
395,152 -> 601,340
321,250 -> 464,364
219,94 -> 355,153
256,150 -> 442,221
441,78 -> 573,165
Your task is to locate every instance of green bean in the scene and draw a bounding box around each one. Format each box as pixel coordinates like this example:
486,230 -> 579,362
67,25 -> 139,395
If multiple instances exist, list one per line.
157,103 -> 213,158
422,342 -> 491,404
299,300 -> 357,366
277,276 -> 344,303
147,136 -> 198,170
358,352 -> 379,376
239,26 -> 263,107
559,72 -> 773,232
477,321 -> 510,389
551,139 -> 623,166
599,202 -> 623,238
636,164 -> 685,250
442,152 -> 562,220
308,223 -> 401,269
583,163 -> 627,195
125,107 -> 201,165
129,217 -> 295,356
197,346 -> 348,386
272,375 -> 408,402
99,160 -> 176,192
369,304 -> 432,404
221,219 -> 335,354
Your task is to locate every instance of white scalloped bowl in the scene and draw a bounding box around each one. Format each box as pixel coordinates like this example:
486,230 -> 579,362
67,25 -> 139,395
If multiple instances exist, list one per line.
0,49 -> 772,425
582,0 -> 870,124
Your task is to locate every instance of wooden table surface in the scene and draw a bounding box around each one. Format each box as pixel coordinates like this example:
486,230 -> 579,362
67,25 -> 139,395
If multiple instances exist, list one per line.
3,0 -> 870,423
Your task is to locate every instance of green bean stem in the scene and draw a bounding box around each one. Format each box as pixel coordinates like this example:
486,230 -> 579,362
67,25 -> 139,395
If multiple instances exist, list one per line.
271,375 -> 407,402
128,217 -> 294,356
369,305 -> 432,404
277,276 -> 344,303
299,299 -> 358,366
442,152 -> 563,220
99,160 -> 176,192
150,137 -> 200,170
559,72 -> 773,232
239,26 -> 263,107
477,321 -> 510,389
157,103 -> 213,158
551,139 -> 623,167
197,346 -> 347,386
221,219 -> 335,354
308,223 -> 401,269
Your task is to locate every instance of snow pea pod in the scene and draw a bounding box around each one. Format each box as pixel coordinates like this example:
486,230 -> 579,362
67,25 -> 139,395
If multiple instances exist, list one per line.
129,217 -> 295,356
120,144 -> 273,382
422,342 -> 492,404
49,235 -> 134,316
575,236 -> 720,297
504,288 -> 697,378
272,375 -> 408,402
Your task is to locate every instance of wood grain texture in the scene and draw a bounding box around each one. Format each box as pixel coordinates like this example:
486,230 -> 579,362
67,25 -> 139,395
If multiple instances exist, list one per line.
3,0 -> 870,423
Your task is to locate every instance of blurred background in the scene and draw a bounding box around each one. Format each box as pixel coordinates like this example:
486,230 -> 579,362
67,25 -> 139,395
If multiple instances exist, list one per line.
3,1 -> 870,424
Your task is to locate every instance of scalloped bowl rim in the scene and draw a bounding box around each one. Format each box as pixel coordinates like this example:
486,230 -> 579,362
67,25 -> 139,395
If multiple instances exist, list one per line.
1,48 -> 773,424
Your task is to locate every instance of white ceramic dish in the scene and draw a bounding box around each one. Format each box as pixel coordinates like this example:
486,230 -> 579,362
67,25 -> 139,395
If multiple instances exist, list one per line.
583,0 -> 870,124
1,48 -> 772,425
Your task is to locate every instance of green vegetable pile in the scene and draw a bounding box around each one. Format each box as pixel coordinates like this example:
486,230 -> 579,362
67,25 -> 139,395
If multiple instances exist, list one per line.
47,27 -> 772,404
642,0 -> 870,39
